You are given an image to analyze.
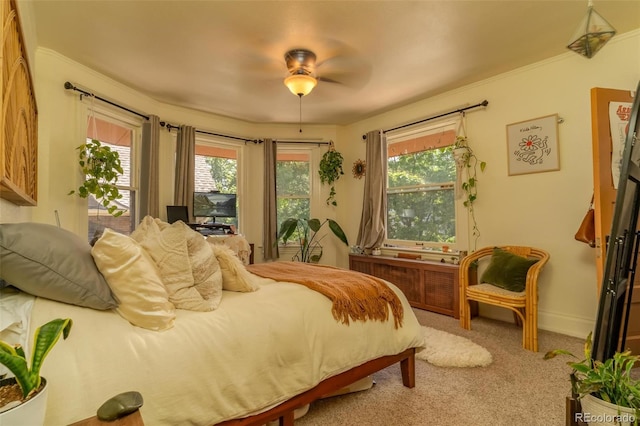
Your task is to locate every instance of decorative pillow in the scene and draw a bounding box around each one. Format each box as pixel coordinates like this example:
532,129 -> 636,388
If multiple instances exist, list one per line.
206,235 -> 252,265
131,216 -> 219,311
480,247 -> 539,292
210,244 -> 259,292
164,220 -> 223,310
0,222 -> 117,310
91,228 -> 175,331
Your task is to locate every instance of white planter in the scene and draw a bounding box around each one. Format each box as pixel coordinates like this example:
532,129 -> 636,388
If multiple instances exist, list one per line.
0,378 -> 48,426
580,393 -> 637,426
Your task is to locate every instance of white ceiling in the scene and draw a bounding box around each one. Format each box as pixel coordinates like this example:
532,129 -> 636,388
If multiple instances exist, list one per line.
30,1 -> 640,126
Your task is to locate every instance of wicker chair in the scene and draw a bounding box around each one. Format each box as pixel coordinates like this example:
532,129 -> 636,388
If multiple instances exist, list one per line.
459,246 -> 550,352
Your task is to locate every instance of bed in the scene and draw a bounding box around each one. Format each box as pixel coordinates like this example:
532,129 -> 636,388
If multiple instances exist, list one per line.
0,220 -> 425,425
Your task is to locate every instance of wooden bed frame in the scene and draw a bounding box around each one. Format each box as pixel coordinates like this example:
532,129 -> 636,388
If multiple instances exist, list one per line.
217,347 -> 416,426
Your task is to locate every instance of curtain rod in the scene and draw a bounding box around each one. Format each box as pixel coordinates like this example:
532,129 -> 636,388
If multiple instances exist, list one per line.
162,122 -> 262,144
362,99 -> 489,139
64,81 -> 149,120
275,140 -> 330,146
64,81 -> 261,144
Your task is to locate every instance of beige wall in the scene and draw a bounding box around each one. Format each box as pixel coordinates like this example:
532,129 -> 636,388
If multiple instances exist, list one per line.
335,30 -> 640,338
4,2 -> 640,337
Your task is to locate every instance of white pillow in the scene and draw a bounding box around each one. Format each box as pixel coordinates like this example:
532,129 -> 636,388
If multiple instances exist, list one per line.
91,228 -> 175,331
182,224 -> 223,309
210,244 -> 259,292
132,216 -> 218,311
206,234 -> 252,265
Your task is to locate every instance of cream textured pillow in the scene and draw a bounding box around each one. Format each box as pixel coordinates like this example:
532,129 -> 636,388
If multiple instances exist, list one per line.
131,216 -> 218,311
206,235 -> 252,265
210,243 -> 259,292
91,228 -> 175,331
178,222 -> 223,309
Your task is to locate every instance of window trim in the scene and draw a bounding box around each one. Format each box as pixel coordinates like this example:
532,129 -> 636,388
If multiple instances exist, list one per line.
85,105 -> 142,234
276,146 -> 314,247
385,118 -> 467,251
194,135 -> 245,230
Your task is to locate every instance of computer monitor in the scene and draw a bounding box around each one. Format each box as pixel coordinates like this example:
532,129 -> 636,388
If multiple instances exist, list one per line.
193,192 -> 237,220
166,205 -> 189,224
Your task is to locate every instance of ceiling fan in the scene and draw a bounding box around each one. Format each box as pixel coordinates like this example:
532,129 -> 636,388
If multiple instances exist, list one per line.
283,49 -> 320,97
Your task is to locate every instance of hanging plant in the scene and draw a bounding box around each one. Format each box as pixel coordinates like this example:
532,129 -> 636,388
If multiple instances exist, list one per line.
452,136 -> 486,250
68,139 -> 124,217
318,142 -> 344,206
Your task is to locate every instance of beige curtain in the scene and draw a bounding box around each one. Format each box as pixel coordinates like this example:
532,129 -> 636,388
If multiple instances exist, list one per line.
263,138 -> 279,261
357,130 -> 387,251
174,125 -> 196,222
139,115 -> 160,218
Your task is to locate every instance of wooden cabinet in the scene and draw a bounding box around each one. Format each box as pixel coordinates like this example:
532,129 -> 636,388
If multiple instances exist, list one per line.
590,88 -> 640,354
349,254 -> 460,318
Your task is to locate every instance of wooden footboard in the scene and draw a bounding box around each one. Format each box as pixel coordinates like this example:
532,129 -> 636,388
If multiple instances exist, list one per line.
216,347 -> 416,426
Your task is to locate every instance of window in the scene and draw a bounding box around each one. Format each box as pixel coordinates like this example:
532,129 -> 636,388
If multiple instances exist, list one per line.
194,140 -> 239,227
386,122 -> 458,245
276,150 -> 310,237
86,113 -> 140,241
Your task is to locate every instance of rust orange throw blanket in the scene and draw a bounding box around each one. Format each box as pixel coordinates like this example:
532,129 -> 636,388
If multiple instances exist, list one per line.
247,262 -> 404,328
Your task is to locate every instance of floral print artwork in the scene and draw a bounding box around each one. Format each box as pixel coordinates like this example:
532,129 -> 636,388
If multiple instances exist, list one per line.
513,134 -> 551,165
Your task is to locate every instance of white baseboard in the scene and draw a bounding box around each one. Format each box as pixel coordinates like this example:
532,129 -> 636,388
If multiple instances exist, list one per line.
479,305 -> 594,339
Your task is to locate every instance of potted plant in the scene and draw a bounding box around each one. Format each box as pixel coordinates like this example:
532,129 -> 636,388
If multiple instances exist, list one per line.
0,318 -> 72,424
451,136 -> 486,251
318,143 -> 344,206
278,217 -> 349,263
69,139 -> 124,217
544,332 -> 640,426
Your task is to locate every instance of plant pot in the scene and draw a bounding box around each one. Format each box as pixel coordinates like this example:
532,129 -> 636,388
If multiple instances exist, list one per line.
0,377 -> 48,426
579,393 -> 637,426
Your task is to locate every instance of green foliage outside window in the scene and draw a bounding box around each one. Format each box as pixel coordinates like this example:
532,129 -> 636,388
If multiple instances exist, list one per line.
277,159 -> 310,240
204,156 -> 238,225
205,157 -> 237,193
387,147 -> 456,242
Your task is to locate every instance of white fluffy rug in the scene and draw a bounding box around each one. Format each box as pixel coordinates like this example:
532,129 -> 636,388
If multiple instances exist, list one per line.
416,326 -> 493,368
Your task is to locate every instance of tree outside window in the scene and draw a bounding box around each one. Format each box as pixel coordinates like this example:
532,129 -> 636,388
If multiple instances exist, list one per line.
387,125 -> 458,244
277,152 -> 310,242
195,144 -> 238,227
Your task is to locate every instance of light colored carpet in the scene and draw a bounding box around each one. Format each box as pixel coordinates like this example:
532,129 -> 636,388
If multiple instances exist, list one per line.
296,309 -> 583,426
417,326 -> 493,368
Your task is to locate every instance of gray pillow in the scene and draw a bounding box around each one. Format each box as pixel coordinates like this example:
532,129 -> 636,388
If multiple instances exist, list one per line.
0,222 -> 117,310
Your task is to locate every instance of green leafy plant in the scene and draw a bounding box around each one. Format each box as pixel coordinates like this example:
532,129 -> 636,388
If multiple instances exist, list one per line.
0,318 -> 72,398
69,139 -> 124,217
544,332 -> 640,424
318,145 -> 344,206
451,136 -> 486,250
278,217 -> 349,263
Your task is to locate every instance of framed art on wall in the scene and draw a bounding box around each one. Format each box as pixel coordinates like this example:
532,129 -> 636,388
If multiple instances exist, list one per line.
506,114 -> 560,176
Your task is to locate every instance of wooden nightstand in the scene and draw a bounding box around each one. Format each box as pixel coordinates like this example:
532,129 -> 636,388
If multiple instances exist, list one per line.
69,410 -> 144,426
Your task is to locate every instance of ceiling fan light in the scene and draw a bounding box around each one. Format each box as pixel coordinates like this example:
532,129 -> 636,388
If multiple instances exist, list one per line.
284,74 -> 317,97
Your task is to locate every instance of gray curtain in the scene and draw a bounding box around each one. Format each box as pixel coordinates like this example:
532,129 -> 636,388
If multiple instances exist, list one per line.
174,125 -> 196,222
139,114 -> 160,219
356,130 -> 387,251
263,138 -> 279,261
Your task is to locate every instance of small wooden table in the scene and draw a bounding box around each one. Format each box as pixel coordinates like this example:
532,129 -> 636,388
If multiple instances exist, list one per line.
69,410 -> 144,426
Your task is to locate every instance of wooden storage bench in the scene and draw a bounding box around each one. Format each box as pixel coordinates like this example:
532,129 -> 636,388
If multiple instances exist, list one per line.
349,254 -> 463,318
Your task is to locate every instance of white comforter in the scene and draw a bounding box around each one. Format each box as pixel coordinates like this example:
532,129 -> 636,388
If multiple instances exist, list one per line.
33,273 -> 425,425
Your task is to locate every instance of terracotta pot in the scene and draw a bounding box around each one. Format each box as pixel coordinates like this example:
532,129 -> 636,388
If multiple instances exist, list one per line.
0,377 -> 48,426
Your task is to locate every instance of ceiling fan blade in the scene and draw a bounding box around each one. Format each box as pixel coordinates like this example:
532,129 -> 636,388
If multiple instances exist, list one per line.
317,70 -> 369,90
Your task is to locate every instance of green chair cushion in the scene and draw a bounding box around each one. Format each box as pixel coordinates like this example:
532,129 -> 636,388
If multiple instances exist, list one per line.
480,247 -> 539,292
